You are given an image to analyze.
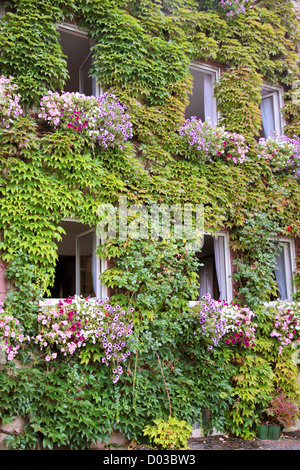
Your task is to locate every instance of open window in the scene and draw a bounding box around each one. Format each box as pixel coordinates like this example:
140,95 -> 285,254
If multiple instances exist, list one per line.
273,238 -> 296,301
49,220 -> 107,300
57,22 -> 101,97
196,232 -> 232,302
185,63 -> 219,125
260,84 -> 284,139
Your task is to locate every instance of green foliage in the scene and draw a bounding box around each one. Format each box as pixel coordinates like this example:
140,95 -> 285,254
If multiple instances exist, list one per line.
3,251 -> 48,336
143,416 -> 192,450
0,4 -> 69,106
0,362 -> 116,450
230,212 -> 285,307
100,238 -> 200,323
226,352 -> 274,439
0,312 -> 235,449
224,305 -> 300,439
213,67 -> 263,139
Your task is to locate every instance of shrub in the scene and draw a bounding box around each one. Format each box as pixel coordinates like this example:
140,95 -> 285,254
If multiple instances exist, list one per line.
266,390 -> 299,428
143,416 -> 192,450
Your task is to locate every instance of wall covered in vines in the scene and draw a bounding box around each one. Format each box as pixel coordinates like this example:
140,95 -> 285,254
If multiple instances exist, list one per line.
1,0 -> 300,449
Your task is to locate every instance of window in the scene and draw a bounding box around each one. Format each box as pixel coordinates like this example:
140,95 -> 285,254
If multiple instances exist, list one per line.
0,2 -> 5,17
185,63 -> 219,125
260,84 -> 284,139
57,22 -> 102,97
273,238 -> 296,301
49,220 -> 107,300
196,232 -> 232,302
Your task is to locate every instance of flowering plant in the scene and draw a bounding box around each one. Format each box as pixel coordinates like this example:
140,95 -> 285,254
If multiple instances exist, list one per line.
266,301 -> 300,354
195,293 -> 227,349
179,117 -> 248,164
0,302 -> 29,360
266,390 -> 299,428
0,76 -> 23,129
193,294 -> 256,349
38,91 -> 133,150
34,296 -> 134,382
258,134 -> 300,180
220,303 -> 256,348
219,0 -> 250,16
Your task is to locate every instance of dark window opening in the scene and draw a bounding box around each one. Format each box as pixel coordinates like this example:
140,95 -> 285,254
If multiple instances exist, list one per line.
58,26 -> 94,96
196,234 -> 228,301
49,221 -> 97,299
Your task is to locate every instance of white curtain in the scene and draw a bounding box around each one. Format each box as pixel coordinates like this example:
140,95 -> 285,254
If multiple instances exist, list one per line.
261,96 -> 275,138
274,251 -> 287,300
91,232 -> 98,297
198,256 -> 215,298
203,73 -> 214,124
214,236 -> 227,301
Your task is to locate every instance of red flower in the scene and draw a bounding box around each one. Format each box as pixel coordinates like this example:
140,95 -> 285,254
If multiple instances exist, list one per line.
287,226 -> 291,232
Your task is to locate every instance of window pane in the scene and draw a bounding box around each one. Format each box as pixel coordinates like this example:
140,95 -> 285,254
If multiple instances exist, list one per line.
59,28 -> 93,94
77,231 -> 96,297
186,68 -> 215,124
79,51 -> 94,96
261,95 -> 275,138
274,241 -> 293,301
50,221 -> 92,298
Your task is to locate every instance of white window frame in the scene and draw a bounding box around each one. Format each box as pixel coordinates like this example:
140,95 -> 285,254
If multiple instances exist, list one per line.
41,219 -> 107,306
189,230 -> 232,306
56,22 -> 103,97
274,237 -> 296,301
76,227 -> 107,300
188,62 -> 220,126
261,83 -> 285,138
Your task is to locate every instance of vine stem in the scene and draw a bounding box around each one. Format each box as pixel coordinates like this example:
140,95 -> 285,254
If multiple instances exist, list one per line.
155,351 -> 172,417
132,350 -> 139,411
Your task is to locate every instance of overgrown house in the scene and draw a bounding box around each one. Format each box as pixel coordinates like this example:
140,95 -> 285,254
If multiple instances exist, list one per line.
0,0 -> 300,450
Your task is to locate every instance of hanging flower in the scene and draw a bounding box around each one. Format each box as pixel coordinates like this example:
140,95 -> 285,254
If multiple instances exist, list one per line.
258,134 -> 300,179
193,293 -> 256,349
0,76 -> 23,129
38,91 -> 133,150
0,302 -> 29,360
33,296 -> 134,383
219,0 -> 250,17
266,301 -> 300,354
179,117 -> 249,164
